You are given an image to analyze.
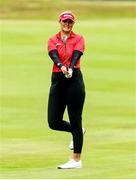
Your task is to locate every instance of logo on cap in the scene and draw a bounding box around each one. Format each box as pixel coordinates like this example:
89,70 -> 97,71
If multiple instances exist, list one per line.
59,11 -> 75,22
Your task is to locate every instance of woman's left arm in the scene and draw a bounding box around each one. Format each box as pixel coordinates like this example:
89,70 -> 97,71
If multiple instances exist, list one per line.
69,36 -> 85,69
69,50 -> 83,69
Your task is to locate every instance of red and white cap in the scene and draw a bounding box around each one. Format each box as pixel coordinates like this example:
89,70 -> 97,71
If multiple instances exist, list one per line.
59,11 -> 75,22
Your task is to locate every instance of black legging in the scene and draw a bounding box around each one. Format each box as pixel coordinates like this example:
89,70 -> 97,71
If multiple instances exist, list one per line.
48,69 -> 85,153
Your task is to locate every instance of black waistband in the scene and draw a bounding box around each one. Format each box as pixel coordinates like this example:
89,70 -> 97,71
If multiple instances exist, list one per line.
51,69 -> 82,82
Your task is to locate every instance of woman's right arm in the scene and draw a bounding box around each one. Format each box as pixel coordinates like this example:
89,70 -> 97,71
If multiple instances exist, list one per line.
48,38 -> 68,74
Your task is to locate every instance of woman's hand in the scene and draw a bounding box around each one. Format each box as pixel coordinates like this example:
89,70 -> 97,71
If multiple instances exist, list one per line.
61,66 -> 69,75
61,66 -> 73,78
65,68 -> 73,78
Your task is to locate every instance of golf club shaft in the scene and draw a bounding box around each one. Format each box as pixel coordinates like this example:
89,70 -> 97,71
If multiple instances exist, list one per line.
64,44 -> 68,71
63,35 -> 68,71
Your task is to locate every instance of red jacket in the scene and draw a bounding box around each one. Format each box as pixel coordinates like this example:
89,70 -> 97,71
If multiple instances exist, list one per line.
48,31 -> 85,72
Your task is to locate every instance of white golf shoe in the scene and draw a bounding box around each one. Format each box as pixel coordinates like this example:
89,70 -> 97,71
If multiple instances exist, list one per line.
57,158 -> 82,169
69,128 -> 86,150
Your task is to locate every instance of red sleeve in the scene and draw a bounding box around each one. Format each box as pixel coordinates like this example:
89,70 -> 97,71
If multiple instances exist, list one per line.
74,36 -> 85,53
48,38 -> 57,53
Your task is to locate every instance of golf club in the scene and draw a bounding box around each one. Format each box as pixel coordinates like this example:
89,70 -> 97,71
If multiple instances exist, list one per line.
62,35 -> 68,71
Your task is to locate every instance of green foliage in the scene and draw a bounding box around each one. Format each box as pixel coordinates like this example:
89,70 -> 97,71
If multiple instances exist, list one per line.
0,0 -> 136,19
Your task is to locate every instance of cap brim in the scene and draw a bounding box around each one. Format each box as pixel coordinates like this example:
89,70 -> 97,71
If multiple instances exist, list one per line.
61,17 -> 74,22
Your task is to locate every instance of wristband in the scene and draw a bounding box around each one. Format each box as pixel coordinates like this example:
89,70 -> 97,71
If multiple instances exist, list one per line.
57,63 -> 63,68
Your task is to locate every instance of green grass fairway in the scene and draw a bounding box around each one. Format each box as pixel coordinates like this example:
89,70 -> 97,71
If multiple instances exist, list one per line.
0,18 -> 136,178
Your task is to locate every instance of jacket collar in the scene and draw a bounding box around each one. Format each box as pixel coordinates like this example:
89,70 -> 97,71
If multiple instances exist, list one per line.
56,31 -> 76,39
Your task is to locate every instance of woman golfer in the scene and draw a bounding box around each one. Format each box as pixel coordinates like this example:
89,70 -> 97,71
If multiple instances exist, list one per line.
47,11 -> 86,169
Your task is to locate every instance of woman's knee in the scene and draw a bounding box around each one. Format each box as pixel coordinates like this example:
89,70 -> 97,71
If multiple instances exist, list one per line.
48,120 -> 58,130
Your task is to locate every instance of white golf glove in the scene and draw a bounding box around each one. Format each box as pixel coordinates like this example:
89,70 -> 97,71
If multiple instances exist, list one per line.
65,68 -> 73,78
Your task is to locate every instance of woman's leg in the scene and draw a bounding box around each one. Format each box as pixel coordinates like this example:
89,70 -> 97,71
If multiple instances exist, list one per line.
48,92 -> 71,132
67,70 -> 85,158
48,73 -> 72,132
